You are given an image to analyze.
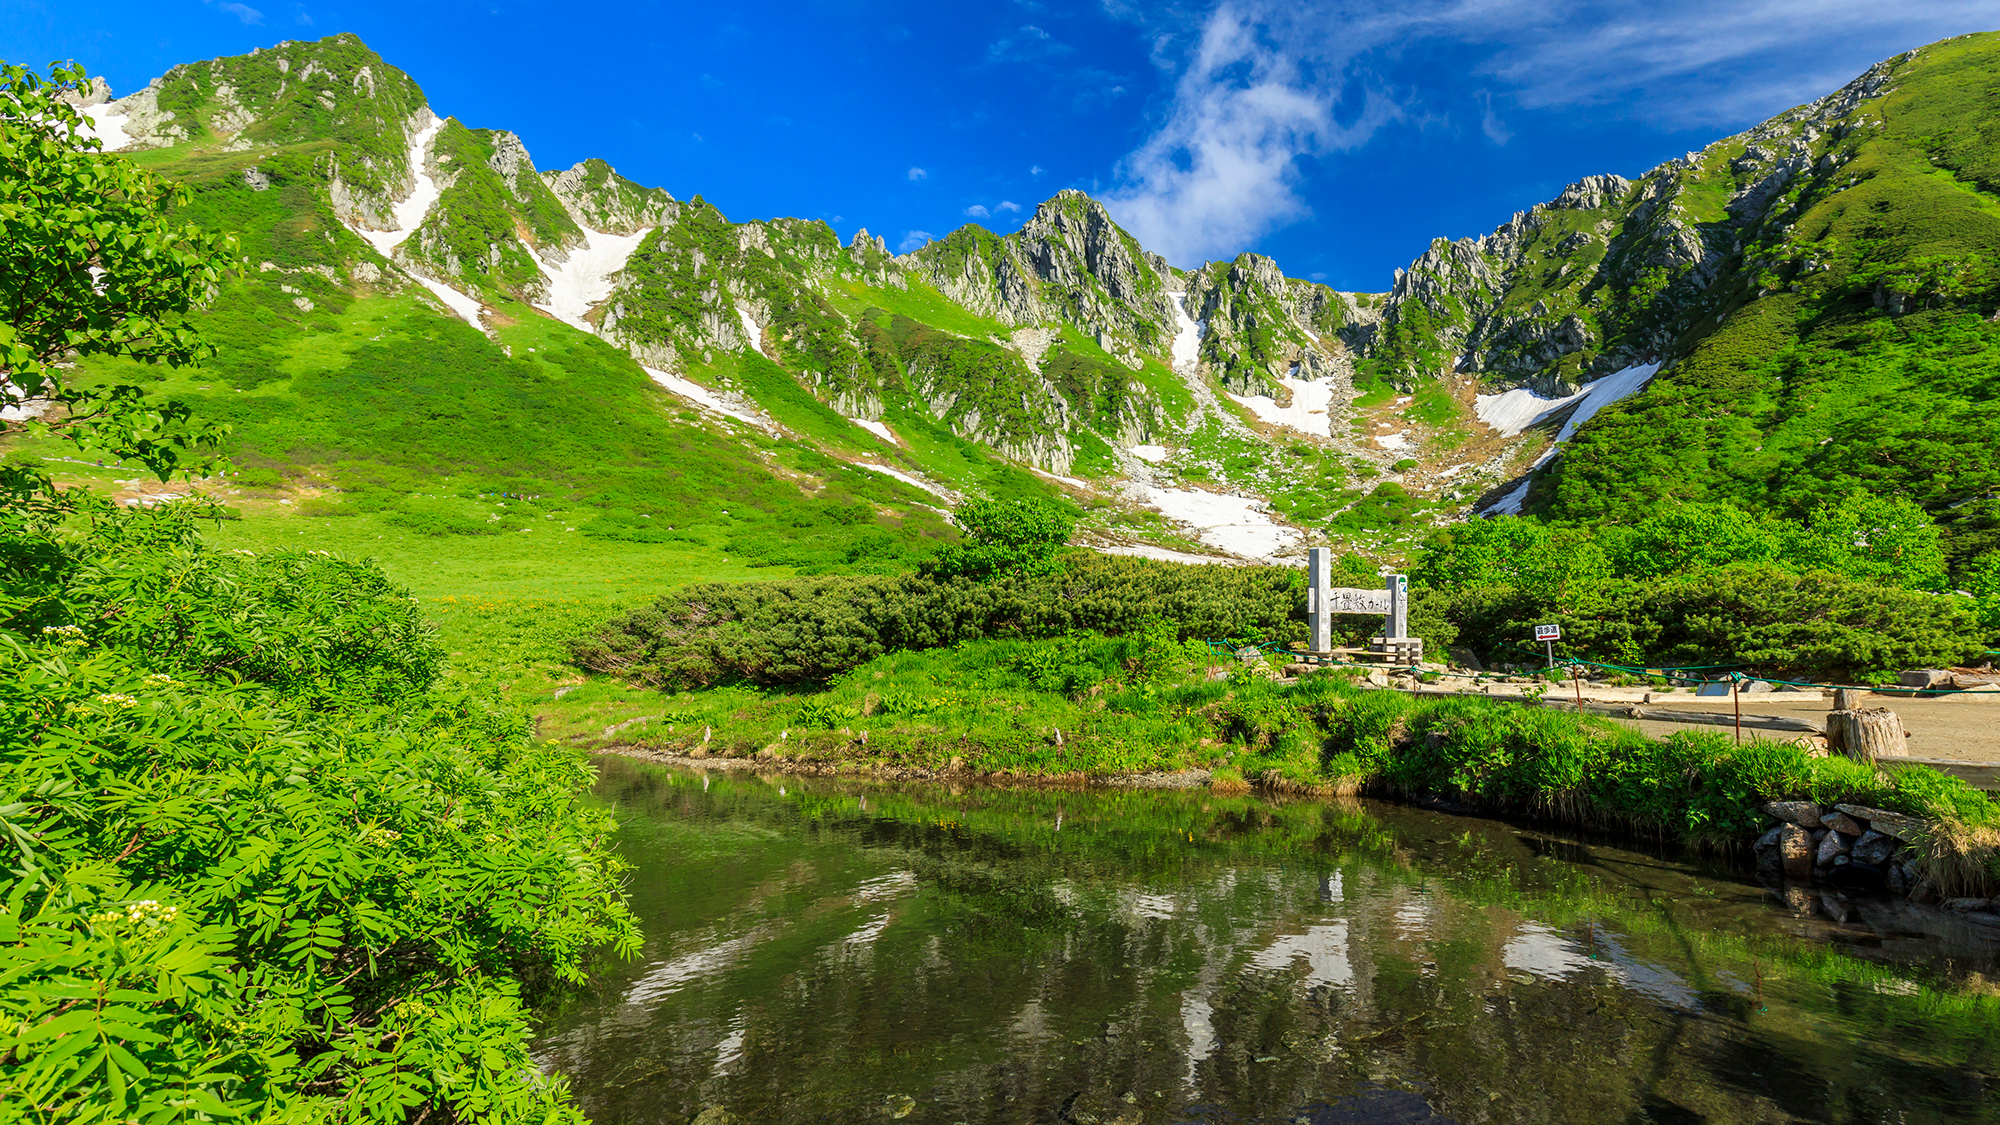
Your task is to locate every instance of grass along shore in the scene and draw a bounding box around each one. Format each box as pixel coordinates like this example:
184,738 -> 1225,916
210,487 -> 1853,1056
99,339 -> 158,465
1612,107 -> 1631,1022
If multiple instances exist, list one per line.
555,636 -> 2000,900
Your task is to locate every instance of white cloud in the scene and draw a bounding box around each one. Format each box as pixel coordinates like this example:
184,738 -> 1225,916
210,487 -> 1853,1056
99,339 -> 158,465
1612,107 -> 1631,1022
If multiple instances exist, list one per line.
907,167 -> 927,181
989,24 -> 1071,63
965,204 -> 991,218
1103,1 -> 1400,267
898,230 -> 934,253
997,200 -> 1022,212
1100,0 -> 2000,267
1029,165 -> 1044,176
1477,91 -> 1511,145
207,0 -> 264,23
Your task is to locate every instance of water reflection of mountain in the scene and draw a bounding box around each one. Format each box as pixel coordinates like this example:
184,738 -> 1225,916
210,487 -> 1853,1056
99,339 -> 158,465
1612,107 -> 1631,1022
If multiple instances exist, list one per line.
533,760 -> 2000,1125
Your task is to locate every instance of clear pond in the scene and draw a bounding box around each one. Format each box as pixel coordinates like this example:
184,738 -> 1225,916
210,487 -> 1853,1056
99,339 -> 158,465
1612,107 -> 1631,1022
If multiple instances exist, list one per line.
534,758 -> 2000,1124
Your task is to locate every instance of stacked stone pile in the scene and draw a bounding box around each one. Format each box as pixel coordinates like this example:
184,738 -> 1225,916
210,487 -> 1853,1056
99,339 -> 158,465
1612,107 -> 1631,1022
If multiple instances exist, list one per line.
1753,800 -> 1929,896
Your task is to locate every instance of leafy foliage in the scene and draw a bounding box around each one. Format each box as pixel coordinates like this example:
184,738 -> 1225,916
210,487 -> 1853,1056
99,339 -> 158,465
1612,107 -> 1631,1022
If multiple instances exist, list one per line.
1412,503 -> 1987,674
0,501 -> 638,1123
0,62 -> 232,479
922,497 -> 1075,581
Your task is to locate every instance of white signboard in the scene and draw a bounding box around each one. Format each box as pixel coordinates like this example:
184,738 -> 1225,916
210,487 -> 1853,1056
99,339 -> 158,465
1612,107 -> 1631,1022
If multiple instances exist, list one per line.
1534,623 -> 1562,641
1326,588 -> 1392,614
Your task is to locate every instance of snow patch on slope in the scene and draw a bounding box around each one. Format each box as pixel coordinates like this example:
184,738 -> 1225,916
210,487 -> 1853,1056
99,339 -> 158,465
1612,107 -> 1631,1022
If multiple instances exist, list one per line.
850,417 -> 896,443
736,306 -> 762,353
332,111 -> 487,331
1486,478 -> 1532,516
534,227 -> 650,330
854,462 -> 957,501
1228,374 -> 1335,438
1129,444 -> 1170,463
1474,362 -> 1661,440
356,112 -> 446,258
642,366 -> 771,429
1168,293 -> 1203,370
409,275 -> 486,330
1143,487 -> 1300,560
1552,362 -> 1659,443
1096,542 -> 1238,566
77,101 -> 134,152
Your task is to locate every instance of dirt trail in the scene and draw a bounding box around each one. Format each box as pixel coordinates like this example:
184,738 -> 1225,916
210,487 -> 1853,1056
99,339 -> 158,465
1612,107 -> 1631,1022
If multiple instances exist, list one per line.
1616,693 -> 2000,762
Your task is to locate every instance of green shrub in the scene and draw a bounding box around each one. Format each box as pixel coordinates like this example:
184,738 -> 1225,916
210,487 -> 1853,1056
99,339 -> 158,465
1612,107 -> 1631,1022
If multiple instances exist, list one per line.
574,553 -> 1306,688
1,500 -> 636,1123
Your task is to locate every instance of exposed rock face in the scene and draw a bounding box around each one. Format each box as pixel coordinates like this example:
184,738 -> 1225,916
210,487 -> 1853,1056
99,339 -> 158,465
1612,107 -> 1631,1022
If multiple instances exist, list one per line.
1182,254 -> 1349,397
545,159 -> 680,235
1365,56 -> 1900,394
906,191 -> 1178,363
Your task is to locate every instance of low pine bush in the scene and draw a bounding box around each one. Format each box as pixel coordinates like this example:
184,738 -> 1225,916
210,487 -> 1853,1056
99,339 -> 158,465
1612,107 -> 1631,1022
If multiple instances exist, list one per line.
573,552 -> 1305,688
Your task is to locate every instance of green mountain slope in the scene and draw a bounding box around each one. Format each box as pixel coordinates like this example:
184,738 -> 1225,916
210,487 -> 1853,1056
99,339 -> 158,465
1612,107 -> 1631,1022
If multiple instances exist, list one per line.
33,30 -> 2000,579
1370,34 -> 2000,576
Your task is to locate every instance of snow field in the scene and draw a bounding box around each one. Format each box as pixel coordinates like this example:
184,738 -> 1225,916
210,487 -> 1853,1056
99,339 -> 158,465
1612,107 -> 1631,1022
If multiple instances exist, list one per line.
533,227 -> 651,331
1167,293 -> 1203,370
357,112 -> 445,259
1129,444 -> 1171,463
409,275 -> 486,330
1473,362 -> 1661,439
328,109 -> 488,330
736,306 -> 762,352
77,101 -> 134,152
1142,487 -> 1300,560
1227,375 -> 1335,438
1096,542 -> 1239,566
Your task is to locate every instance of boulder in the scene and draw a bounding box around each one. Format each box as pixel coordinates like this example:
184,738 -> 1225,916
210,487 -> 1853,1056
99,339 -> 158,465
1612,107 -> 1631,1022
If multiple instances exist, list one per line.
1851,830 -> 1896,867
1819,812 -> 1864,836
1944,897 -> 1993,913
1963,912 -> 2000,929
1780,824 -> 1814,880
1762,800 -> 1823,828
1835,803 -> 1927,842
1899,669 -> 1953,689
1888,864 -> 1909,895
1741,679 -> 1774,693
1815,831 -> 1851,866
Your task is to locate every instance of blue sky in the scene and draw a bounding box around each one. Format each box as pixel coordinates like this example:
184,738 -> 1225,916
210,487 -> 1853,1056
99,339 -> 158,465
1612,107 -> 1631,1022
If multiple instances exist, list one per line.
8,1 -> 2000,288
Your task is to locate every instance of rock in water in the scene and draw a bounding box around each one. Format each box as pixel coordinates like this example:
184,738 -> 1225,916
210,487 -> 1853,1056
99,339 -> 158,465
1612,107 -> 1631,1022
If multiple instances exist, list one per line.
1781,824 -> 1814,880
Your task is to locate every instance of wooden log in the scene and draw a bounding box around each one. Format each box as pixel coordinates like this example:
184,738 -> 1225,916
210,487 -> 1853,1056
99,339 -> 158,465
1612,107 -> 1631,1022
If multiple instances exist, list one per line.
1833,688 -> 1869,711
1827,707 -> 1906,763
